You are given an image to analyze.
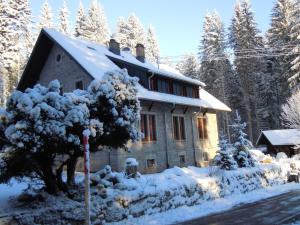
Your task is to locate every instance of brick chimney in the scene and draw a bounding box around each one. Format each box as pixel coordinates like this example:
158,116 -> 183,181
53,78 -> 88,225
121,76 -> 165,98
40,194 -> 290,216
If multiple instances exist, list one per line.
135,43 -> 145,62
109,38 -> 120,55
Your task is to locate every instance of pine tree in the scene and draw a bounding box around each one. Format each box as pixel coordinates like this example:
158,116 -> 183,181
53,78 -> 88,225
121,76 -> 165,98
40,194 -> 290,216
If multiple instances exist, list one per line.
176,54 -> 200,79
145,25 -> 160,63
213,134 -> 238,170
289,0 -> 300,90
199,10 -> 236,139
37,0 -> 53,31
229,0 -> 265,142
231,111 -> 256,168
116,14 -> 146,50
74,0 -> 85,37
267,0 -> 294,127
58,0 -> 70,34
83,0 -> 110,44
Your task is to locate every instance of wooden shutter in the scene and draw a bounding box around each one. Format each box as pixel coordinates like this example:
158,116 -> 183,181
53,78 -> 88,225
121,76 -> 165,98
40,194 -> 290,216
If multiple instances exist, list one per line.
149,115 -> 156,141
173,116 -> 179,140
179,117 -> 185,140
141,114 -> 148,141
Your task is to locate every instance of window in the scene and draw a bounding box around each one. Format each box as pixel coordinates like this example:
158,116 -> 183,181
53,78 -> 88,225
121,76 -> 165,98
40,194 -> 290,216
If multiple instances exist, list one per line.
147,159 -> 156,168
181,86 -> 187,97
192,86 -> 199,98
173,116 -> 185,140
203,152 -> 209,161
56,54 -> 62,62
198,117 -> 208,139
141,114 -> 157,142
150,77 -> 158,91
179,155 -> 185,164
167,80 -> 173,94
75,80 -> 84,90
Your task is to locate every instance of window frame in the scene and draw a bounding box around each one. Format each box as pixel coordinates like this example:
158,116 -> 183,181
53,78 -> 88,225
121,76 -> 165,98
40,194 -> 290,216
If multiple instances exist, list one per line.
197,116 -> 208,140
75,79 -> 84,90
172,115 -> 186,141
146,159 -> 156,168
140,113 -> 157,143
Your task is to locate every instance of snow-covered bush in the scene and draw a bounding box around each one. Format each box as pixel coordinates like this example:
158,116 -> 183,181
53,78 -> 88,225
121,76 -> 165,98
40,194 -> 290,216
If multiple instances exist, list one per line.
231,111 -> 256,168
0,69 -> 141,195
277,152 -> 288,160
125,158 -> 140,178
213,134 -> 238,170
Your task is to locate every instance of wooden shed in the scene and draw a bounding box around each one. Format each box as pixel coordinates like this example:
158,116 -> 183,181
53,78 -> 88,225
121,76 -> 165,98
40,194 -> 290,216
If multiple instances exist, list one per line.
256,129 -> 300,157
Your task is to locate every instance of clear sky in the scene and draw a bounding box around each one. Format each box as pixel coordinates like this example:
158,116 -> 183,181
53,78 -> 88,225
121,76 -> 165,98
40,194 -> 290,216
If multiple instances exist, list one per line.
30,0 -> 274,57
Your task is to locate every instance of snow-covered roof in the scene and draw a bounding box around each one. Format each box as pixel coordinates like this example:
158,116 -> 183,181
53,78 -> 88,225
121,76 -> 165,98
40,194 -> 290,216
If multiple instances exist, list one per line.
257,129 -> 300,146
42,29 -> 230,111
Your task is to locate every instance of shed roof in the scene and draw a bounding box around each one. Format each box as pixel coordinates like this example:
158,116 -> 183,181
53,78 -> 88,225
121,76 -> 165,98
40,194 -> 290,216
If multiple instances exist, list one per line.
256,129 -> 300,146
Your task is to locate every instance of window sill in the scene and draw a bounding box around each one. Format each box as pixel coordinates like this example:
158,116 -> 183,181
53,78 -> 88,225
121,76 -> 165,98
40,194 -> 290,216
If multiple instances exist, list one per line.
141,140 -> 157,144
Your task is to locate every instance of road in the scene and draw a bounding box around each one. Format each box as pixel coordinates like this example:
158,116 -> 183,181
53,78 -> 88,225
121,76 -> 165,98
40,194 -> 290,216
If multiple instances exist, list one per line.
177,190 -> 300,225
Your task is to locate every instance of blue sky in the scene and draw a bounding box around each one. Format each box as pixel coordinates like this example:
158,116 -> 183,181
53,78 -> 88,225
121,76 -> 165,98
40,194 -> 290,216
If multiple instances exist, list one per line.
30,0 -> 274,57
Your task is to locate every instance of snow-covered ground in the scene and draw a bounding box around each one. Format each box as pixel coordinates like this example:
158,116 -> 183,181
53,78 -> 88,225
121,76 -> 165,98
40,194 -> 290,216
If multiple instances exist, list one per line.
108,182 -> 300,225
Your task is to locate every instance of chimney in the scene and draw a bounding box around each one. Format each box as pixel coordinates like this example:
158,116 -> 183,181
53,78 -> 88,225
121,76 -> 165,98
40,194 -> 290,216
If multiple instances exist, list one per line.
109,38 -> 120,55
135,43 -> 145,63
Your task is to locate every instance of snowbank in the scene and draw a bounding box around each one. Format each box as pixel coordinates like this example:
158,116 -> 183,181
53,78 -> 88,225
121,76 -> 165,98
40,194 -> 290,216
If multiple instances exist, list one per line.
2,157 -> 300,225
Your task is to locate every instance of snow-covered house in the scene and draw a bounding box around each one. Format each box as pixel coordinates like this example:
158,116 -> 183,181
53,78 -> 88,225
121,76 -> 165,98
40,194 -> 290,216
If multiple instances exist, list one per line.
17,29 -> 230,173
256,129 -> 300,157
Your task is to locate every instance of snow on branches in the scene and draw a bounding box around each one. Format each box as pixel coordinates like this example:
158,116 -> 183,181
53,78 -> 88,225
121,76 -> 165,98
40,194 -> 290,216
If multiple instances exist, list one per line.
281,90 -> 300,128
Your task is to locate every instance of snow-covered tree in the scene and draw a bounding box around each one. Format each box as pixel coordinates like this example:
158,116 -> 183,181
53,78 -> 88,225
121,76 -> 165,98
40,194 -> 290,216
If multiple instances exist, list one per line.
229,0 -> 265,142
145,25 -> 160,63
213,134 -> 237,170
176,54 -> 200,80
0,69 -> 141,195
231,111 -> 256,168
58,0 -> 70,34
37,0 -> 53,31
80,0 -> 110,44
74,0 -> 85,37
289,0 -> 300,90
281,90 -> 300,128
116,13 -> 146,50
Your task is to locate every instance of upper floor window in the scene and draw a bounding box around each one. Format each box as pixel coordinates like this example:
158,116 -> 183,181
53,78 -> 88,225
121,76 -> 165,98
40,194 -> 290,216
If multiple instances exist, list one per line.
193,86 -> 199,98
150,77 -> 158,91
75,80 -> 84,90
173,116 -> 185,140
141,113 -> 157,142
197,117 -> 208,139
181,86 -> 187,97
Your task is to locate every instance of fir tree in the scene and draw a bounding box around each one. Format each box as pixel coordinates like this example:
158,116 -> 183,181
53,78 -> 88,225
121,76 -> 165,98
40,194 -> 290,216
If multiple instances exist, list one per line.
58,0 -> 70,34
229,0 -> 265,142
116,14 -> 146,50
84,0 -> 110,44
213,134 -> 238,170
176,54 -> 200,79
37,0 -> 53,31
231,111 -> 256,168
74,0 -> 85,37
289,0 -> 300,90
145,25 -> 160,63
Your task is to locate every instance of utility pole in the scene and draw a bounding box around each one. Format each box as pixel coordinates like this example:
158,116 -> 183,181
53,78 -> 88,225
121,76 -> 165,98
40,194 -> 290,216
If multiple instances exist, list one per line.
83,130 -> 91,225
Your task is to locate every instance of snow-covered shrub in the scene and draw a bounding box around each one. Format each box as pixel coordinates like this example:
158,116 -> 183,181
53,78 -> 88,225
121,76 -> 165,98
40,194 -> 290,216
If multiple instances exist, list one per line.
231,111 -> 256,168
0,69 -> 141,195
277,152 -> 288,160
125,158 -> 140,178
213,135 -> 237,170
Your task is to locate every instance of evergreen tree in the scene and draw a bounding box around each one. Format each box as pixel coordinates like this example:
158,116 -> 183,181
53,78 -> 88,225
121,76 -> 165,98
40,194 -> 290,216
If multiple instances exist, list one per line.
199,10 -> 236,139
213,134 -> 238,170
74,0 -> 85,37
145,25 -> 160,63
58,0 -> 70,34
83,0 -> 110,44
176,54 -> 200,80
267,0 -> 294,127
37,0 -> 53,31
229,0 -> 265,142
289,0 -> 300,90
231,111 -> 256,168
116,14 -> 146,50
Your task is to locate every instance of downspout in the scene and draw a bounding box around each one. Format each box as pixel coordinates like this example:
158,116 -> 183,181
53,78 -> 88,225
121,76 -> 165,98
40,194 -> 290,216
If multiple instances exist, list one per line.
148,72 -> 155,89
163,112 -> 170,168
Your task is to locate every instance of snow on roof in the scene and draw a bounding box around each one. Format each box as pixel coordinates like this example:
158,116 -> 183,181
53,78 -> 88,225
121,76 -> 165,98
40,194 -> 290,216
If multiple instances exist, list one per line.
44,28 -> 203,86
258,129 -> 300,146
43,29 -> 229,111
137,84 -> 231,111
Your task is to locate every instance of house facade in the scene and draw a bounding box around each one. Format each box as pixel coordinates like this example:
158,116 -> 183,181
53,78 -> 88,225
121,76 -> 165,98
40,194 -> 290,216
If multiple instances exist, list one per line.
17,29 -> 231,173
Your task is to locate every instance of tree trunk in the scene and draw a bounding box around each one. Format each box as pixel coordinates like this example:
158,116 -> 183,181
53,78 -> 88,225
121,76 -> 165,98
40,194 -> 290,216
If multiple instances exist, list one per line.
67,155 -> 78,187
42,165 -> 59,194
56,160 -> 68,192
